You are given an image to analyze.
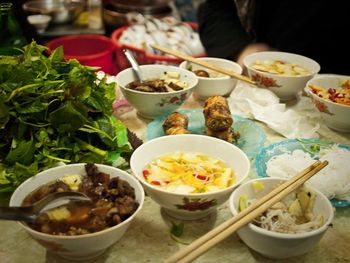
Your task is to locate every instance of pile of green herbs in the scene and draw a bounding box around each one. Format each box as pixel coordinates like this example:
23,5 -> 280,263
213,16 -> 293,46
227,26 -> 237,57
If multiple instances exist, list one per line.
0,41 -> 131,199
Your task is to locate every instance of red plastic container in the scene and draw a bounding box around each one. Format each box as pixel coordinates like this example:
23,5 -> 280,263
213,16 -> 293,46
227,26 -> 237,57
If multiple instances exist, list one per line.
47,35 -> 116,75
111,22 -> 205,70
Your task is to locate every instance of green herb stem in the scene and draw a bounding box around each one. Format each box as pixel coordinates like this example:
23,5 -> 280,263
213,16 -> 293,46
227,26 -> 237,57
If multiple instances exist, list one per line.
77,139 -> 107,157
44,154 -> 71,163
6,80 -> 64,102
80,124 -> 113,141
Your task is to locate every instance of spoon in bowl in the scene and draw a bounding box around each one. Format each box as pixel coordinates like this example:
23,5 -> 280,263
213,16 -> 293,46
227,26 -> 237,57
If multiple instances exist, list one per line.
123,49 -> 144,83
0,191 -> 92,223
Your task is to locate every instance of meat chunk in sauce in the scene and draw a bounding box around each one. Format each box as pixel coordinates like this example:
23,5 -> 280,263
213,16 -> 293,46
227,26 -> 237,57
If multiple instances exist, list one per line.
126,79 -> 183,93
22,164 -> 139,236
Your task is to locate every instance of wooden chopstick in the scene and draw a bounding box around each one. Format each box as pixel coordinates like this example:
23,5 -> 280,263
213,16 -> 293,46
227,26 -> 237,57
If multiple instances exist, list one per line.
165,160 -> 328,263
150,44 -> 256,85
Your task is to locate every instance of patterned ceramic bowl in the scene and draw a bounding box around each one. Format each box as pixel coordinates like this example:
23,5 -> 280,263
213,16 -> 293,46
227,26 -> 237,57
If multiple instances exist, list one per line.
130,134 -> 250,220
179,57 -> 242,100
244,51 -> 320,101
229,178 -> 334,259
305,75 -> 350,132
116,64 -> 198,119
9,164 -> 145,261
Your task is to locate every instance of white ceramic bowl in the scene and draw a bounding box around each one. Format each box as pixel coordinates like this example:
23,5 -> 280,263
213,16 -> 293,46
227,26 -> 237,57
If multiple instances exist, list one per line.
116,64 -> 198,119
27,14 -> 51,33
179,57 -> 242,100
130,134 -> 250,220
305,75 -> 350,132
229,177 -> 334,259
244,52 -> 320,101
9,164 -> 145,261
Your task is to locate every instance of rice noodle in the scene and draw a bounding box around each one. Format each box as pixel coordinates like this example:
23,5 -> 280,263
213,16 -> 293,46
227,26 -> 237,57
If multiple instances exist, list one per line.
266,145 -> 350,200
256,207 -> 323,234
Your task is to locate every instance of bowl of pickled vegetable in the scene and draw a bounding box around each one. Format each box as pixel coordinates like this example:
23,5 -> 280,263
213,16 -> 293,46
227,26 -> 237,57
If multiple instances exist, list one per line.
244,51 -> 320,101
229,177 -> 333,259
115,64 -> 198,119
9,163 -> 145,261
305,75 -> 350,132
130,134 -> 250,220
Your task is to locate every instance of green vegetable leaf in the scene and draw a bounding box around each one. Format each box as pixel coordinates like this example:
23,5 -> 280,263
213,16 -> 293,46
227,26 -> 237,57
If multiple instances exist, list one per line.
0,97 -> 9,128
0,40 -> 131,203
170,221 -> 184,237
5,140 -> 35,165
67,66 -> 93,100
49,101 -> 89,133
170,222 -> 190,245
49,46 -> 64,63
0,56 -> 19,65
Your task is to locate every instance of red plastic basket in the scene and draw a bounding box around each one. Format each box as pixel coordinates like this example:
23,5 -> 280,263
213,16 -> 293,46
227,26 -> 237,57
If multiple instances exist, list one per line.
47,35 -> 117,75
111,22 -> 205,71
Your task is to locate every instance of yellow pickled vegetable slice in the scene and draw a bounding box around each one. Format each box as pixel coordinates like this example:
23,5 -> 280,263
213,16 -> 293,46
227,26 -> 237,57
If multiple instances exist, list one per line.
251,181 -> 265,193
239,195 -> 247,212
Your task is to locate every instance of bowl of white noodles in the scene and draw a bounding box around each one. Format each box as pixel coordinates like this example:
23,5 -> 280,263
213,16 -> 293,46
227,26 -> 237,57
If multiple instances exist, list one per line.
229,177 -> 334,259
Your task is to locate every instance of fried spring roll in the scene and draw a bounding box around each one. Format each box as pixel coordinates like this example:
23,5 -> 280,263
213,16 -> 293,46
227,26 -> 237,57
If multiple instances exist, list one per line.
163,112 -> 189,135
203,96 -> 233,131
206,127 -> 240,143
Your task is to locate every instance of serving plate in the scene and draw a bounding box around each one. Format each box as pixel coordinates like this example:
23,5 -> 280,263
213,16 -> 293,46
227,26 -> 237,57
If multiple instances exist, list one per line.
256,138 -> 350,207
146,109 -> 266,158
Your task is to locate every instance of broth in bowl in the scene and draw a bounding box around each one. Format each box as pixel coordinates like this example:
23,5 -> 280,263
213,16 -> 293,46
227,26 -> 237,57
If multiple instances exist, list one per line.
250,60 -> 311,76
239,183 -> 323,234
142,151 -> 235,194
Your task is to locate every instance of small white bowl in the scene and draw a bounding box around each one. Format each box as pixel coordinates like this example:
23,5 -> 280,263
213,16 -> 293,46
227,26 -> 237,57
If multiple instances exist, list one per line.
305,75 -> 350,132
130,134 -> 250,220
27,14 -> 51,33
244,51 -> 320,101
10,164 -> 145,261
179,57 -> 242,100
229,177 -> 334,259
116,64 -> 198,119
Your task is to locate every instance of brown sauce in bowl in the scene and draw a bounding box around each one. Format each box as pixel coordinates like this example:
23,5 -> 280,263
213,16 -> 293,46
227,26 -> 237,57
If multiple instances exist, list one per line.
22,164 -> 139,236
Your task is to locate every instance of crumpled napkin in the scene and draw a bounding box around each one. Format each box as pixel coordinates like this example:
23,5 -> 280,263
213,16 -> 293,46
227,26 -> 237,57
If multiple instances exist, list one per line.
228,83 -> 322,139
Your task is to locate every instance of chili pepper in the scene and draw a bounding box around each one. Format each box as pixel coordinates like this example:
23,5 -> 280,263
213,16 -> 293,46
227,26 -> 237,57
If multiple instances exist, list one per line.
195,174 -> 209,181
151,180 -> 161,185
142,169 -> 150,179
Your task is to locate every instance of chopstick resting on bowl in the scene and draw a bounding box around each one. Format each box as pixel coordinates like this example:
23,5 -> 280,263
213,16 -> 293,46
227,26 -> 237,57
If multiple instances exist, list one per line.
150,44 -> 256,86
165,160 -> 328,263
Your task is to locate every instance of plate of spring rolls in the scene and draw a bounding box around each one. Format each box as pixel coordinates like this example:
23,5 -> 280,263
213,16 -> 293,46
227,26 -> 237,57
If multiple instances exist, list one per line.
146,96 -> 266,158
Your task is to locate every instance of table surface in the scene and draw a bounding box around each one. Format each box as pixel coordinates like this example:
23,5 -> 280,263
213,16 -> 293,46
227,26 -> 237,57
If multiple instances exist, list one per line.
1,93 -> 350,263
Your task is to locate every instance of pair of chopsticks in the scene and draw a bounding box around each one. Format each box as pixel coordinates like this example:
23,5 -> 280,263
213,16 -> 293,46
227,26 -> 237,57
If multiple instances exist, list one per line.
150,44 -> 256,86
165,160 -> 328,263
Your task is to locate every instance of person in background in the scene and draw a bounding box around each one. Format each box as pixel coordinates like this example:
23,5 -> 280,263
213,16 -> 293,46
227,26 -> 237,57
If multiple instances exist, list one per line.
197,0 -> 350,75
173,0 -> 203,22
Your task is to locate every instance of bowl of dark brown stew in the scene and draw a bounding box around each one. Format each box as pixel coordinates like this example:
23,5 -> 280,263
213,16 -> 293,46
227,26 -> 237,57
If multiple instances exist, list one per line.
9,163 -> 144,261
116,64 -> 198,119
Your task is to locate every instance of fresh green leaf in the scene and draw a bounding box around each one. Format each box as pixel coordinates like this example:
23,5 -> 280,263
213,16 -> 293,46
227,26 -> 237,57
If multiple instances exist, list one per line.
49,46 -> 64,63
0,97 -> 9,128
169,222 -> 189,245
49,101 -> 89,133
5,140 -> 35,165
170,221 -> 185,237
0,56 -> 19,65
0,40 -> 131,203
